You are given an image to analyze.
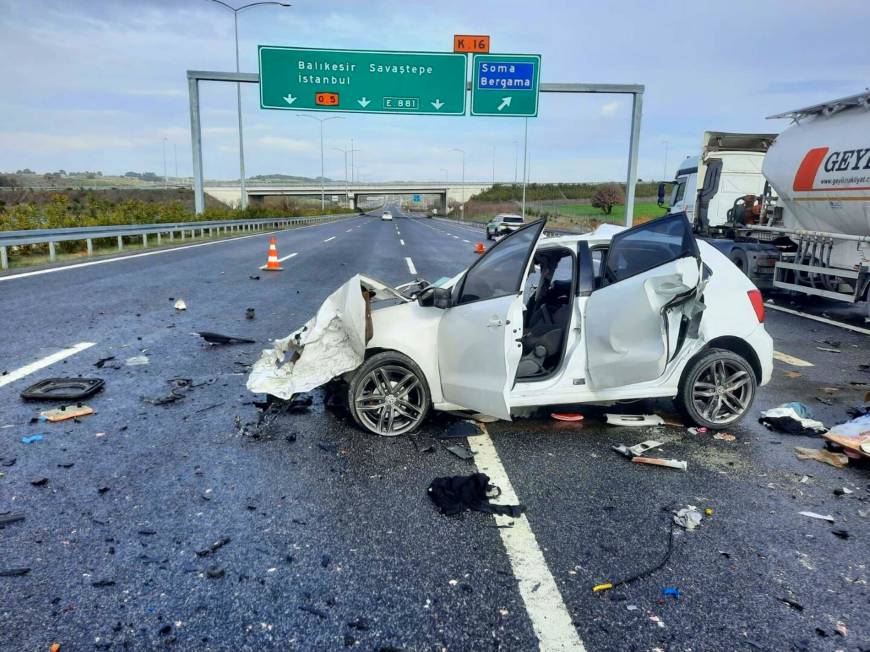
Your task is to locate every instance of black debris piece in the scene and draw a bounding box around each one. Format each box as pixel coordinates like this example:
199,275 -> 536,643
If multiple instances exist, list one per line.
30,478 -> 48,487
91,579 -> 116,587
428,473 -> 526,518
205,566 -> 225,579
347,618 -> 370,631
159,624 -> 172,636
21,378 -> 105,402
446,444 -> 475,461
143,378 -> 193,406
0,457 -> 16,467
288,393 -> 313,411
344,634 -> 356,647
94,356 -> 116,369
138,529 -> 157,536
778,597 -> 804,612
299,605 -> 328,619
832,529 -> 850,540
317,442 -> 339,454
249,275 -> 260,280
0,512 -> 25,528
195,331 -> 255,345
196,536 -> 231,557
58,462 -> 74,469
245,308 -> 256,320
438,420 -> 484,440
0,567 -> 31,577
321,554 -> 331,568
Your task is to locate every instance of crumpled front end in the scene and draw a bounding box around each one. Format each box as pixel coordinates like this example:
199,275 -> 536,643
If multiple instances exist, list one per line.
247,274 -> 408,399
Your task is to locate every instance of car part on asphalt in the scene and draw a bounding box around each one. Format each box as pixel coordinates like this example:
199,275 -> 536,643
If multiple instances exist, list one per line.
632,456 -> 688,471
446,444 -> 475,460
0,567 -> 31,577
799,511 -> 835,522
195,331 -> 255,345
676,348 -> 758,429
794,447 -> 849,468
427,473 -> 525,517
438,420 -> 484,439
612,440 -> 664,458
0,512 -> 25,527
823,414 -> 870,459
673,505 -> 703,530
126,355 -> 149,366
174,299 -> 187,310
605,414 -> 665,427
759,403 -> 827,436
143,378 -> 193,406
93,356 -> 116,368
347,351 -> 431,436
20,377 -> 105,401
20,435 -> 44,444
246,307 -> 255,320
551,413 -> 584,422
39,404 -> 94,422
195,535 -> 231,557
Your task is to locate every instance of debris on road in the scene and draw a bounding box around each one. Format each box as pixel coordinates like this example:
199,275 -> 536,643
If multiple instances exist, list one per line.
833,487 -> 853,496
30,477 -> 48,487
823,414 -> 870,459
125,355 -> 149,366
673,505 -> 703,530
143,378 -> 193,406
831,529 -> 849,539
174,299 -> 187,310
794,446 -> 849,468
551,413 -> 584,422
816,346 -> 840,353
428,473 -> 525,517
20,377 -> 105,401
93,356 -> 116,369
245,308 -> 256,320
759,403 -> 827,436
593,512 -> 678,592
633,457 -> 687,471
713,432 -> 736,442
446,444 -> 475,460
687,426 -> 708,435
606,414 -> 665,427
784,370 -> 802,378
799,511 -> 835,523
194,331 -> 255,345
778,597 -> 804,611
39,404 -> 94,422
195,536 -> 231,557
0,567 -> 31,577
21,434 -> 44,444
0,512 -> 25,527
662,587 -> 680,600
438,420 -> 484,439
612,440 -> 664,458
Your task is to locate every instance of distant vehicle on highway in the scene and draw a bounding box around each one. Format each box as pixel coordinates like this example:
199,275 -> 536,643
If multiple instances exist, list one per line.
249,214 -> 773,437
486,213 -> 524,240
381,210 -> 393,221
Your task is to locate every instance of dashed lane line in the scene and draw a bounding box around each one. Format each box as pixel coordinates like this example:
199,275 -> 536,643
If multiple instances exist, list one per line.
323,236 -> 336,242
0,342 -> 96,389
400,239 -> 405,246
469,431 -> 587,652
405,257 -> 417,275
773,351 -> 814,367
0,218 -> 360,283
277,252 -> 298,262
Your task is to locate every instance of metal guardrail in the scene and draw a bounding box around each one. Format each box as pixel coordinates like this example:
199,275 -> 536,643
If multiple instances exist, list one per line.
0,213 -> 355,269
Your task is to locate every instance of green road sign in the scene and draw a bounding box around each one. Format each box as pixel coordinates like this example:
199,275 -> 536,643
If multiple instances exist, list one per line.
471,53 -> 541,117
259,46 -> 467,115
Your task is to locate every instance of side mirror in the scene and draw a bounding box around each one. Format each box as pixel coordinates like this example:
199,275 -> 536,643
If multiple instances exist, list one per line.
418,286 -> 452,309
657,182 -> 666,207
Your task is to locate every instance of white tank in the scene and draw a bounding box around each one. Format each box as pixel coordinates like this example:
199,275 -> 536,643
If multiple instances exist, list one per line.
763,95 -> 870,237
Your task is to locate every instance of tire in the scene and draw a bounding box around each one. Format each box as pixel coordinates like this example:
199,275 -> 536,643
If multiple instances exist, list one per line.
675,348 -> 757,430
728,248 -> 749,275
347,351 -> 431,436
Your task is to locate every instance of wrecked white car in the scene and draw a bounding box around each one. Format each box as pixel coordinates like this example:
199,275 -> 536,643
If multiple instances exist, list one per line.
249,215 -> 773,436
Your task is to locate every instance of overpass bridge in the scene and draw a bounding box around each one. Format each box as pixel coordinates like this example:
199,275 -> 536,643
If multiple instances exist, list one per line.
204,181 -> 492,210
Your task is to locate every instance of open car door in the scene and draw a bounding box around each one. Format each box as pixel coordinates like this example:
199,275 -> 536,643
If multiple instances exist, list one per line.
585,214 -> 703,390
437,220 -> 546,418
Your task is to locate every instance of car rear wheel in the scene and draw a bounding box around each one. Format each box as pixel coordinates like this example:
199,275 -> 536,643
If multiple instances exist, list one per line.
675,348 -> 757,429
347,351 -> 431,436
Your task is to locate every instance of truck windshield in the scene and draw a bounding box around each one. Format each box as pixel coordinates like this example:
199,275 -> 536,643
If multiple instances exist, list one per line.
670,180 -> 686,207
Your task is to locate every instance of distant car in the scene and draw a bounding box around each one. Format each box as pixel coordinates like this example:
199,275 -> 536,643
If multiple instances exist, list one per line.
486,214 -> 524,240
249,214 -> 773,437
381,211 -> 393,221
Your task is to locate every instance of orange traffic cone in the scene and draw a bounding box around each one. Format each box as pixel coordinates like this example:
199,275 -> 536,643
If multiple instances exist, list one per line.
474,242 -> 486,254
260,237 -> 283,271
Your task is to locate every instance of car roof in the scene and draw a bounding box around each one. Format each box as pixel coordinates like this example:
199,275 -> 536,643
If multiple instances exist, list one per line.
495,213 -> 523,219
541,223 -> 624,247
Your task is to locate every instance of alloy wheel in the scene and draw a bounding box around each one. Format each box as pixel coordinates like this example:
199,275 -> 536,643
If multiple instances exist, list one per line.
691,358 -> 753,424
353,364 -> 427,436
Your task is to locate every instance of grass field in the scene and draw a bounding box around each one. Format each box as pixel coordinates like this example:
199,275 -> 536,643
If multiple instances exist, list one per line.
554,201 -> 667,223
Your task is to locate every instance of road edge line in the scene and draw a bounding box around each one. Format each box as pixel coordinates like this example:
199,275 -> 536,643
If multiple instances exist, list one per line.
0,342 -> 96,389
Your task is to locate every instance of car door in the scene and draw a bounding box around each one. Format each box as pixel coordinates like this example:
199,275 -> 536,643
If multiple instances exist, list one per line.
584,214 -> 702,391
438,220 -> 546,418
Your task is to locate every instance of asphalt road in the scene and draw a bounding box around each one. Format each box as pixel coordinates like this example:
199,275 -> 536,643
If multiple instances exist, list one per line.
1,206 -> 868,651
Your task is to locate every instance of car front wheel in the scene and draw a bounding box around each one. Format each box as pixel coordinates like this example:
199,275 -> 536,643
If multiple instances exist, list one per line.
675,348 -> 757,429
347,351 -> 431,436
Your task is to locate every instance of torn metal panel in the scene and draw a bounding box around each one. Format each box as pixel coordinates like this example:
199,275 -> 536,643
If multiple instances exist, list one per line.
247,275 -> 408,400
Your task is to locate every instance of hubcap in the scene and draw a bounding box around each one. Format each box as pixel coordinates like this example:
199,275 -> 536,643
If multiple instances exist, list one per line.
354,364 -> 425,436
691,359 -> 752,425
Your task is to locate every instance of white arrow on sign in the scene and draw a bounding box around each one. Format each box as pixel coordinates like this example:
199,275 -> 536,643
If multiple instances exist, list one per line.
431,99 -> 444,110
497,97 -> 512,111
357,97 -> 371,108
283,94 -> 297,105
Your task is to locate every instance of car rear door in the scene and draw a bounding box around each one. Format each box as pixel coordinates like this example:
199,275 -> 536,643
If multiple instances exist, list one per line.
584,214 -> 703,390
437,220 -> 546,418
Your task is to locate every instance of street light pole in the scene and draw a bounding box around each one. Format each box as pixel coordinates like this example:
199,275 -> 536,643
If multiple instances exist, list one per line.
298,114 -> 343,211
332,145 -> 358,209
451,148 -> 465,220
173,143 -> 178,184
162,137 -> 168,189
514,140 -> 519,185
492,144 -> 495,185
210,1 -> 291,210
522,118 -> 528,219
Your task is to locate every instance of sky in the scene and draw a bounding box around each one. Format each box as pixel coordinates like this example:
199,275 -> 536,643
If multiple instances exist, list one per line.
1,0 -> 868,184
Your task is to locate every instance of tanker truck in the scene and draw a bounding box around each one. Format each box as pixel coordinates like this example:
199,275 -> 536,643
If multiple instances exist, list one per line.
662,90 -> 870,315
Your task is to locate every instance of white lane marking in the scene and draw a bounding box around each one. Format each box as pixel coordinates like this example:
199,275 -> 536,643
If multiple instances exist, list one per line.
323,236 -> 336,242
405,257 -> 417,275
0,342 -> 96,389
766,303 -> 870,335
773,351 -> 814,367
469,431 -> 587,652
346,228 -> 352,232
400,239 -> 405,246
453,235 -> 460,239
0,218 -> 359,283
277,252 -> 298,262
463,239 -> 470,243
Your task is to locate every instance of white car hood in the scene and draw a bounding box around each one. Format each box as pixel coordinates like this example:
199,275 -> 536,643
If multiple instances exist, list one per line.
246,274 -> 409,399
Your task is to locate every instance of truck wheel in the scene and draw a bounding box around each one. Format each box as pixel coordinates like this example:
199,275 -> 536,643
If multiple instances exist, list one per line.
675,348 -> 757,430
347,351 -> 431,436
728,249 -> 749,275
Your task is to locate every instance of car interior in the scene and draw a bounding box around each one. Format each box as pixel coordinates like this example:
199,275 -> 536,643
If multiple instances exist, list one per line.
516,247 -> 576,379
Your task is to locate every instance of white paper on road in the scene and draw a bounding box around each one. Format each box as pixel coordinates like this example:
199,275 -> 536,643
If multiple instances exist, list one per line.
247,274 -> 408,399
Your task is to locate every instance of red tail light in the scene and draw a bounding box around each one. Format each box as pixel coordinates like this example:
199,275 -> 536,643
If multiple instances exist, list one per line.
747,289 -> 765,322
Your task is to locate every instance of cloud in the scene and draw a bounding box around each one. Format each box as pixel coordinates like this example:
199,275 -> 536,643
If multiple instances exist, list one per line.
600,101 -> 620,117
0,131 -> 148,151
